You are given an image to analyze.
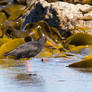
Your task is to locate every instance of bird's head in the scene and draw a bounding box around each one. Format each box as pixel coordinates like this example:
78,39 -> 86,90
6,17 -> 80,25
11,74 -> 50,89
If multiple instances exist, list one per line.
39,35 -> 56,48
41,36 -> 47,41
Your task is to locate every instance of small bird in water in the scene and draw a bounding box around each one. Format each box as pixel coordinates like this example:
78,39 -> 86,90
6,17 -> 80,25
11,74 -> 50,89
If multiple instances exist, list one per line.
4,36 -> 55,71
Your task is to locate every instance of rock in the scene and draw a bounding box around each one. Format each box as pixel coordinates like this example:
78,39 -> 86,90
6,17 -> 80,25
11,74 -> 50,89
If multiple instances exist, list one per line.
23,0 -> 92,37
41,58 -> 49,62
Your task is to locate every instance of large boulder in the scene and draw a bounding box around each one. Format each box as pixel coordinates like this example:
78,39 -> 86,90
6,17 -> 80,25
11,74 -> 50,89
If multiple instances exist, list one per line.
23,0 -> 92,37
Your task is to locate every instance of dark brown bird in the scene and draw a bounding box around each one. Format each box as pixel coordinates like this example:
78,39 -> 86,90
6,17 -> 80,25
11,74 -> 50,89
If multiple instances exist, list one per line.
4,36 -> 55,59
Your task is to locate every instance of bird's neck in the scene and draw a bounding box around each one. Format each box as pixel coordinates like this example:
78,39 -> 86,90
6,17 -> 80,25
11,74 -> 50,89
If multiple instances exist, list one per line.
38,39 -> 46,47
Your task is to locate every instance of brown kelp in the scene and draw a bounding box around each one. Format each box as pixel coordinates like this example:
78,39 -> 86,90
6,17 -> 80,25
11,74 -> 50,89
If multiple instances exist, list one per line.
24,20 -> 62,44
0,38 -> 25,59
67,58 -> 92,68
2,4 -> 26,21
63,32 -> 92,49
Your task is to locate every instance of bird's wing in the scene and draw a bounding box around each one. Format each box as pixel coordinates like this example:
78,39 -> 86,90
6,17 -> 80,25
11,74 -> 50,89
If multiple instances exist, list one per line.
11,41 -> 40,54
4,41 -> 41,56
16,41 -> 40,51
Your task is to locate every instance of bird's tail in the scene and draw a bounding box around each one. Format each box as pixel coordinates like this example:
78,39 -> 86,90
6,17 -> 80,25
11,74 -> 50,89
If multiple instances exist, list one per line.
4,52 -> 11,56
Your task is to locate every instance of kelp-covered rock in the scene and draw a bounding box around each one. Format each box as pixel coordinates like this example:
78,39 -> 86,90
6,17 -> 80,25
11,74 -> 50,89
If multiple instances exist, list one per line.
0,12 -> 7,24
70,45 -> 92,54
0,12 -> 7,35
67,58 -> 92,68
69,45 -> 86,53
0,37 -> 12,46
0,27 -> 4,37
2,4 -> 26,21
0,38 -> 25,58
25,20 -> 62,44
9,19 -> 23,30
64,32 -> 92,48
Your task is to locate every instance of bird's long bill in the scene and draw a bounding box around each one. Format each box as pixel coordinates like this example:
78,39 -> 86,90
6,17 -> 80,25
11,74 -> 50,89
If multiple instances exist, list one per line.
46,40 -> 56,48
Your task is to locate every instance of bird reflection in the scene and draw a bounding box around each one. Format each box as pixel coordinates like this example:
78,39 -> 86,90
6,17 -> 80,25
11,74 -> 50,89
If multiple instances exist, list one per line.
15,73 -> 44,86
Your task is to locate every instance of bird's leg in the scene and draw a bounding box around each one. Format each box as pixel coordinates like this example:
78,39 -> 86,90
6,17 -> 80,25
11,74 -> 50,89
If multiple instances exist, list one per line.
26,59 -> 31,72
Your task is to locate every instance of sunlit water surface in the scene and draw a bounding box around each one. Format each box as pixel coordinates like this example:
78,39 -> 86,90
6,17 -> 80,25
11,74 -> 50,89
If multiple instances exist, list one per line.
0,54 -> 92,92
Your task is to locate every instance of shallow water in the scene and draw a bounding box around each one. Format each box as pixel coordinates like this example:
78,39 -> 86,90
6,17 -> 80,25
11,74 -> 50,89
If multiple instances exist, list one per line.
0,55 -> 92,92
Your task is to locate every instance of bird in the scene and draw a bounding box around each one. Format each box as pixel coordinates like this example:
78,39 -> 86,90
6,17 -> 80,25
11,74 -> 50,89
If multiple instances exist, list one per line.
4,36 -> 55,58
4,36 -> 55,71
